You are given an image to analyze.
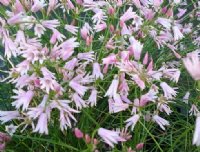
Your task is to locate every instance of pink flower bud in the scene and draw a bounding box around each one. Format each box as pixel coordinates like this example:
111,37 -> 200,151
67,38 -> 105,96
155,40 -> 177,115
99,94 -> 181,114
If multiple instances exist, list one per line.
84,134 -> 91,144
93,138 -> 99,145
108,7 -> 115,15
136,143 -> 144,150
74,128 -> 84,139
76,0 -> 83,5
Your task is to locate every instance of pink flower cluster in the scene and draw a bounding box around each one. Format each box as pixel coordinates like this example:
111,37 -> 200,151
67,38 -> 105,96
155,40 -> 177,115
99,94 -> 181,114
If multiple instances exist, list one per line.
0,0 -> 199,149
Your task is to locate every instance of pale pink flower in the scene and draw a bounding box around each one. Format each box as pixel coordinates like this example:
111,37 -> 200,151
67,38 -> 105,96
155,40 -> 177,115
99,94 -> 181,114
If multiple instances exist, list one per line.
193,114 -> 200,146
4,37 -> 18,58
12,89 -> 34,111
7,12 -> 26,25
80,23 -> 92,40
41,67 -> 55,79
132,15 -> 143,30
15,30 -> 26,45
125,114 -> 140,130
92,62 -> 103,80
33,113 -> 48,134
64,58 -> 78,70
106,37 -> 115,50
163,68 -> 181,83
0,0 -> 10,6
47,0 -> 58,14
88,89 -> 98,107
132,0 -> 141,8
156,17 -> 172,29
28,96 -> 50,134
69,80 -> 88,96
27,95 -> 49,119
41,20 -> 60,30
120,7 -> 136,26
119,73 -> 129,96
105,75 -> 119,98
15,60 -> 30,75
160,82 -> 177,99
50,100 -> 79,131
92,9 -> 107,24
131,75 -> 145,90
98,128 -> 126,148
31,0 -> 46,12
152,115 -> 170,130
58,108 -> 76,131
66,0 -> 75,9
59,37 -> 79,60
109,97 -> 129,113
157,103 -> 172,115
173,25 -> 184,41
153,0 -> 163,8
77,51 -> 94,62
183,53 -> 200,80
50,29 -> 65,44
94,22 -> 107,32
74,128 -> 84,138
142,8 -> 155,20
65,24 -> 78,35
34,24 -> 46,38
135,89 -> 157,107
143,52 -> 149,65
128,36 -> 143,60
40,77 -> 59,94
121,24 -> 132,36
177,8 -> 187,18
102,54 -> 117,73
72,93 -> 87,110
0,111 -> 20,124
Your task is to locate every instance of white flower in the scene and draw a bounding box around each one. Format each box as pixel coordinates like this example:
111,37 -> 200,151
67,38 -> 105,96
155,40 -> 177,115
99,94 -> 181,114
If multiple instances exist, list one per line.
152,115 -> 170,130
193,114 -> 200,146
98,128 -> 126,148
125,114 -> 140,130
